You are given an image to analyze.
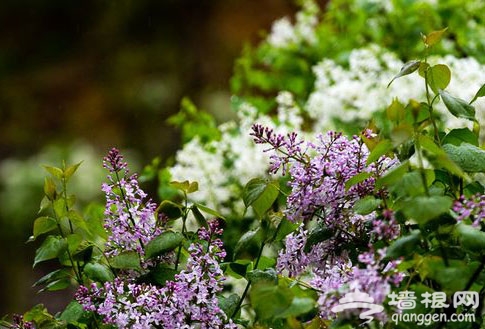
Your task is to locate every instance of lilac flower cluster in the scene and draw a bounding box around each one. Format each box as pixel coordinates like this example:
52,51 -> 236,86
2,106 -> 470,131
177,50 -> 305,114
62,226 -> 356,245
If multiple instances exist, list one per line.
255,125 -> 398,261
276,222 -> 403,322
310,248 -> 403,322
102,148 -> 162,258
253,125 -> 403,322
76,220 -> 237,329
251,125 -> 395,223
7,314 -> 34,329
453,194 -> 485,227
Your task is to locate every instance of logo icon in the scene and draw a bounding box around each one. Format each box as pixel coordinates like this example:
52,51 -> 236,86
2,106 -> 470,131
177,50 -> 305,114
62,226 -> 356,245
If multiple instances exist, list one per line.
331,291 -> 384,324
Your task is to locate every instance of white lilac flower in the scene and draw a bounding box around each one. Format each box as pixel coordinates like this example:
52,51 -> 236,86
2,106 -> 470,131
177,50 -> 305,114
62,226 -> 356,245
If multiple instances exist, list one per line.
307,45 -> 485,133
267,0 -> 318,48
170,96 -> 303,216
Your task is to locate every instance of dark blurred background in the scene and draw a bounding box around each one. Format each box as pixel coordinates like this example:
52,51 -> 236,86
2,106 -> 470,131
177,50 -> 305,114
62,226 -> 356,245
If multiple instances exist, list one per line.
0,0 -> 296,316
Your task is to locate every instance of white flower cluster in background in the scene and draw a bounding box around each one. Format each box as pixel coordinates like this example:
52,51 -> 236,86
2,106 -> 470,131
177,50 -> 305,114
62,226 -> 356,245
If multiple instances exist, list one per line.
170,0 -> 485,218
267,0 -> 318,48
307,45 -> 485,133
170,93 -> 304,216
170,44 -> 485,217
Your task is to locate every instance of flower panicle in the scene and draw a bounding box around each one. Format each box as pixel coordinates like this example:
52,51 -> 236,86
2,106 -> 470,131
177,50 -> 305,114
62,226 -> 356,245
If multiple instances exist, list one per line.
250,123 -> 305,174
103,147 -> 128,173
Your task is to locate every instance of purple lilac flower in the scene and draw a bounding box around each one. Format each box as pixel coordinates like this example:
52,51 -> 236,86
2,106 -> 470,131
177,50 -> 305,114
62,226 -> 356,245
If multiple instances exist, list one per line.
311,249 -> 403,322
76,220 -> 237,329
251,125 -> 396,224
371,209 -> 400,241
253,126 -> 403,322
8,314 -> 35,329
453,194 -> 485,227
102,148 -> 162,258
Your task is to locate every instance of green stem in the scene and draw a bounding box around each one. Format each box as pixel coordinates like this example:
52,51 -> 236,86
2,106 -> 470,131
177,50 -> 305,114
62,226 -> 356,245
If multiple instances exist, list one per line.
61,173 -> 84,281
423,55 -> 441,145
175,193 -> 189,271
414,133 -> 430,196
464,256 -> 485,291
231,241 -> 266,319
52,207 -> 83,285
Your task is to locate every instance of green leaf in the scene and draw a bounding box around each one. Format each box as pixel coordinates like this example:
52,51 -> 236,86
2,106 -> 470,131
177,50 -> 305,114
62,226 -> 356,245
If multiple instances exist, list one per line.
390,124 -> 413,147
394,171 -> 434,197
344,172 -> 372,191
53,198 -> 68,218
39,278 -> 71,292
110,251 -> 140,270
243,178 -> 279,219
353,196 -> 381,215
304,225 -> 333,253
419,135 -> 466,177
386,98 -> 406,122
427,64 -> 451,94
443,128 -> 478,147
243,178 -> 267,208
228,261 -> 252,278
138,265 -> 178,286
72,242 -> 93,263
170,180 -> 189,191
418,62 -> 430,78
84,263 -> 114,283
170,180 -> 198,194
386,230 -> 421,258
67,210 -> 89,233
247,268 -> 278,285
470,83 -> 485,104
32,216 -> 57,241
218,294 -> 240,318
193,202 -> 225,220
422,28 -> 448,47
443,143 -> 485,172
157,200 -> 183,219
43,165 -> 64,179
455,223 -> 485,253
38,196 -> 50,214
419,135 -> 444,155
33,269 -> 69,287
440,90 -> 476,121
83,203 -> 107,240
234,228 -> 261,257
376,161 -> 410,189
191,205 -> 208,229
419,257 -> 478,292
187,181 -> 198,193
23,304 -> 55,325
256,256 -> 276,270
274,218 -> 299,242
253,183 -> 279,219
59,300 -> 84,323
275,297 -> 315,319
402,196 -> 452,225
66,233 -> 83,253
145,231 -> 183,259
34,236 -> 67,267
250,283 -> 293,320
43,177 -> 57,200
387,60 -> 420,88
366,140 -> 393,165
64,162 -> 82,181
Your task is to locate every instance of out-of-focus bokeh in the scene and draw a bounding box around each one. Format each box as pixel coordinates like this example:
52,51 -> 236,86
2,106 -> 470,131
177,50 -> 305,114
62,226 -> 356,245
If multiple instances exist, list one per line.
0,0 -> 296,315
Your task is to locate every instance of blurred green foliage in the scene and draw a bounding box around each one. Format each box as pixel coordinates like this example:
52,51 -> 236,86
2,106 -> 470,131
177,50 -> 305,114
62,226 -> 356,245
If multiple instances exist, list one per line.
0,0 -> 296,316
232,0 -> 485,113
